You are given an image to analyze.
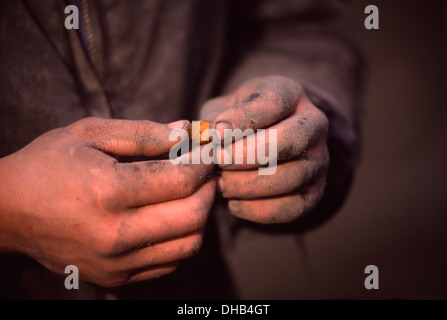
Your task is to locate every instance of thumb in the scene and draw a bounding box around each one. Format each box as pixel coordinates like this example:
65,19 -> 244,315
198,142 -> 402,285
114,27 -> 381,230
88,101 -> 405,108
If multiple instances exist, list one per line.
75,117 -> 190,157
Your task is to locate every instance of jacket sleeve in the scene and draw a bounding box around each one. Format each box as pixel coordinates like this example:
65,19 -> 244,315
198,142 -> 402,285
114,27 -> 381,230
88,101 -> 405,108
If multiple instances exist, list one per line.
217,0 -> 366,231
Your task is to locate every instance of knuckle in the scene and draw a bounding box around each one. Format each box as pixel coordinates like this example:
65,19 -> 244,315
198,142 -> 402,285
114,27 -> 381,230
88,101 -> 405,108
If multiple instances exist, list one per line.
93,225 -> 122,257
128,264 -> 180,284
99,273 -> 129,288
283,124 -> 299,147
321,153 -> 330,170
188,197 -> 210,230
87,251 -> 130,288
94,240 -> 115,258
270,208 -> 302,224
176,164 -> 211,199
79,116 -> 98,126
155,264 -> 179,279
135,119 -> 154,128
68,117 -> 112,142
71,117 -> 99,133
263,203 -> 304,224
132,121 -> 145,148
293,120 -> 312,149
90,180 -> 123,213
313,106 -> 330,133
265,89 -> 291,113
186,234 -> 204,258
133,120 -> 162,149
316,176 -> 328,199
320,118 -> 330,137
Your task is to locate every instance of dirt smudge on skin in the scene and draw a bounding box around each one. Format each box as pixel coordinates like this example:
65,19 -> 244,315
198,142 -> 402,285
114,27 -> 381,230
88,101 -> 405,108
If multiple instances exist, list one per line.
278,144 -> 294,162
113,239 -> 131,253
267,200 -> 298,224
241,93 -> 260,104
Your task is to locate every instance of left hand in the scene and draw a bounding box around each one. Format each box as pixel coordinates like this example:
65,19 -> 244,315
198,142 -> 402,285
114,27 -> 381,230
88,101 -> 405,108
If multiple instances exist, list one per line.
200,76 -> 330,224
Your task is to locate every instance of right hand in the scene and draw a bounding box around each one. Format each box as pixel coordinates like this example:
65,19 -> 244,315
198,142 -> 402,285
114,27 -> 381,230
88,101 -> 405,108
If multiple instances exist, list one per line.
0,117 -> 215,288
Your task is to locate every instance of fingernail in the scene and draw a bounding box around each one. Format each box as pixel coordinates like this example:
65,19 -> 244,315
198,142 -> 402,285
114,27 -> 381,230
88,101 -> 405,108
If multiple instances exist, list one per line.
215,121 -> 232,137
216,176 -> 225,193
229,200 -> 241,214
168,120 -> 187,130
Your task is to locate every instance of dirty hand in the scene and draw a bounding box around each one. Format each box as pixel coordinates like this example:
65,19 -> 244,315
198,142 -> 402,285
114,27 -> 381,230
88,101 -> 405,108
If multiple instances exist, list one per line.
200,76 -> 329,224
0,118 -> 215,287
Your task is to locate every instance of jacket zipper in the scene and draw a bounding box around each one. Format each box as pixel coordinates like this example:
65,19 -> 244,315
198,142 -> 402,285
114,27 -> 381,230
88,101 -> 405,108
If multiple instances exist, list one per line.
66,0 -> 111,117
78,0 -> 99,73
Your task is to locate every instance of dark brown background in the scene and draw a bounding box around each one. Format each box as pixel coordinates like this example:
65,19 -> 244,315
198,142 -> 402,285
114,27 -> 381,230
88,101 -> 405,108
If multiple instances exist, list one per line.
226,0 -> 447,299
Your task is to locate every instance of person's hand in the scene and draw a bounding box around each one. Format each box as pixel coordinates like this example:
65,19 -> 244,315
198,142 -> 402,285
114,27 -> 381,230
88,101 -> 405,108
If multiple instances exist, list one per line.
200,76 -> 329,224
0,117 -> 215,287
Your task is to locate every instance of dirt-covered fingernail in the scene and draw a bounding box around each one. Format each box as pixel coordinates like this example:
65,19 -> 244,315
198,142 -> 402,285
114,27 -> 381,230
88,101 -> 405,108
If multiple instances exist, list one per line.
217,176 -> 225,194
215,121 -> 232,138
168,120 -> 188,130
228,200 -> 242,214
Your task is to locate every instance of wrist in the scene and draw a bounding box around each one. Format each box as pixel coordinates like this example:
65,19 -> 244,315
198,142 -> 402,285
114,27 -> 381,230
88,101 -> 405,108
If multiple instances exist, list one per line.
0,153 -> 23,254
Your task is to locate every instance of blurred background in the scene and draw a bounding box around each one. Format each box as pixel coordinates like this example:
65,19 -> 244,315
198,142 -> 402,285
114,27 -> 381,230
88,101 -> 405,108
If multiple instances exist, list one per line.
225,0 -> 447,299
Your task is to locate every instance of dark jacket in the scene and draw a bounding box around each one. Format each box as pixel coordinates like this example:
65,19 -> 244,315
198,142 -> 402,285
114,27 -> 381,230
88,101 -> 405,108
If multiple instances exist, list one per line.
0,0 -> 364,299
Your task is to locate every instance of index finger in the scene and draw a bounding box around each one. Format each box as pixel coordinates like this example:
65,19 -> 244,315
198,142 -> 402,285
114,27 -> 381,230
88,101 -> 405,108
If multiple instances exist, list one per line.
108,159 -> 214,208
210,76 -> 303,137
107,179 -> 216,255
